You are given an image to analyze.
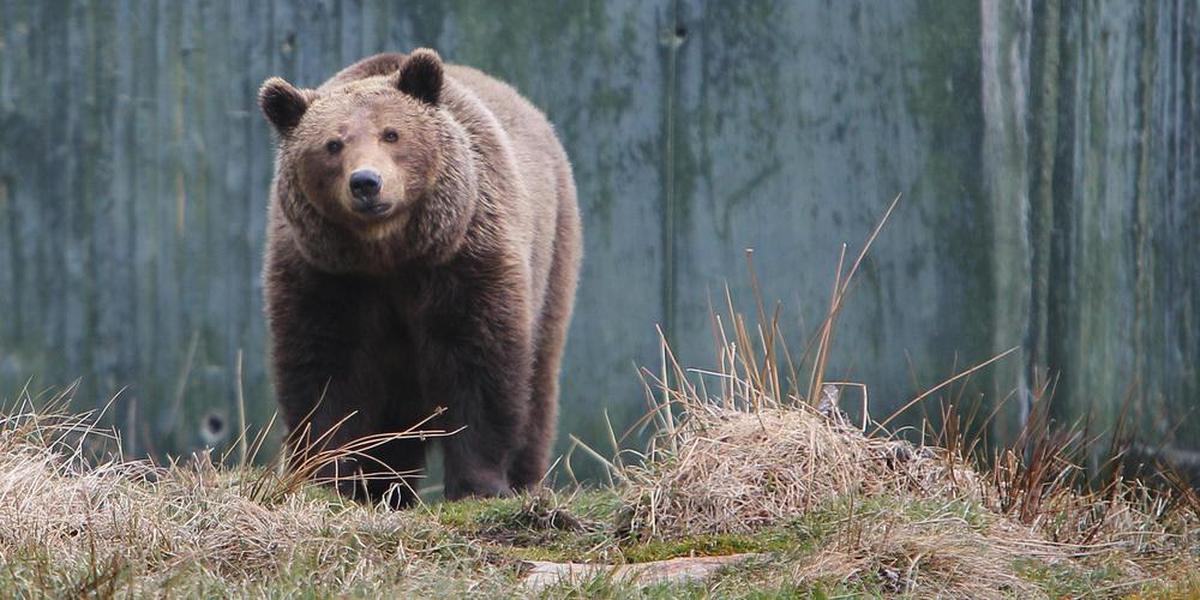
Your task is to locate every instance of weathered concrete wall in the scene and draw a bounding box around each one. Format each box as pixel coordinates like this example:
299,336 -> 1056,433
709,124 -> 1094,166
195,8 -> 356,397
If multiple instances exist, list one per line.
982,0 -> 1200,452
0,1 -> 1195,467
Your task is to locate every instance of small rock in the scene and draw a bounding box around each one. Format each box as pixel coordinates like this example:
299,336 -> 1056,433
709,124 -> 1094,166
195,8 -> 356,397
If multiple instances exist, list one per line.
522,553 -> 759,591
878,566 -> 909,593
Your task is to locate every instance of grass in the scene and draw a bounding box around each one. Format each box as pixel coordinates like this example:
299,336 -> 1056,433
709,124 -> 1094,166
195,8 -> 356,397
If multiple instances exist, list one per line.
1,195 -> 1196,597
0,382 -> 1197,598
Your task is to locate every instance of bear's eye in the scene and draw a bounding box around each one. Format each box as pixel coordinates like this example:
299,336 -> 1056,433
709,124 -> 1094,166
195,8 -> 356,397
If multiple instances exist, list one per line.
381,129 -> 399,144
325,140 -> 343,154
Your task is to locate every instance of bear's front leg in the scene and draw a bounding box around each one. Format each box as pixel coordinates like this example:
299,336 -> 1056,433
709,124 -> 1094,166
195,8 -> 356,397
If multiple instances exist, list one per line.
419,266 -> 533,500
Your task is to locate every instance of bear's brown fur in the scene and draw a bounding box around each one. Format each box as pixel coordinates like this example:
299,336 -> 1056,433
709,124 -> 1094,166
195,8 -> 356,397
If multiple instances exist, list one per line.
258,49 -> 581,506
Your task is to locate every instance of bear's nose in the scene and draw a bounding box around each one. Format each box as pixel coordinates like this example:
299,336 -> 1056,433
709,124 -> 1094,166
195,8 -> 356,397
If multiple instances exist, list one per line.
349,169 -> 382,199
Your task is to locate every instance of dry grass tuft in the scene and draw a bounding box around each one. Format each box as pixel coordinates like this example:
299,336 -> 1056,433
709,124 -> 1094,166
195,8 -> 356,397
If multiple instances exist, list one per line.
600,283 -> 1199,595
613,195 -> 978,539
0,391 -> 510,597
619,401 -> 977,537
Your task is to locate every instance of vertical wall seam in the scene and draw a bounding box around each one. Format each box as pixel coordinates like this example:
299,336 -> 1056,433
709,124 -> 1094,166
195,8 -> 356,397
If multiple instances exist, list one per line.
1025,0 -> 1062,417
660,0 -> 682,343
1133,1 -> 1157,408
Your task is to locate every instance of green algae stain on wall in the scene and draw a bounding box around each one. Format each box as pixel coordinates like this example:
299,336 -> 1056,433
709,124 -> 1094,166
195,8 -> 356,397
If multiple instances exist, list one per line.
905,0 -> 997,416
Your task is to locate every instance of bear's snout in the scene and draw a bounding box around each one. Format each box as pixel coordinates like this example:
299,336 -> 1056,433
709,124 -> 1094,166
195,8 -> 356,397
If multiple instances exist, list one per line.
349,169 -> 383,201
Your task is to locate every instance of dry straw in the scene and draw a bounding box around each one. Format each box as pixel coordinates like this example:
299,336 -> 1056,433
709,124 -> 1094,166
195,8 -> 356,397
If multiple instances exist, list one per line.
0,385 -> 500,596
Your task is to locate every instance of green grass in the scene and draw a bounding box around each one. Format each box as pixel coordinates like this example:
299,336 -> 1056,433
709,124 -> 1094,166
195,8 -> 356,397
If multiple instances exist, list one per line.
418,489 -> 1189,598
1013,559 -> 1131,599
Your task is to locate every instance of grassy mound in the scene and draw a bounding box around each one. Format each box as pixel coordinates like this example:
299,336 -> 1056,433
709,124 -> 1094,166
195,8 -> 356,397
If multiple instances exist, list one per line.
619,402 -> 979,537
608,395 -> 1199,597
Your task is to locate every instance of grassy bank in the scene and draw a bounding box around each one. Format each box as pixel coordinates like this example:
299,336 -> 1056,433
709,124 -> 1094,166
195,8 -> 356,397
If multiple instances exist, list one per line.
0,378 -> 1196,598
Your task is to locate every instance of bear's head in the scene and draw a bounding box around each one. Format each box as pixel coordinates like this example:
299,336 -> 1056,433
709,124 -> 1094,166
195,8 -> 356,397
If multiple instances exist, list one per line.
259,49 -> 476,272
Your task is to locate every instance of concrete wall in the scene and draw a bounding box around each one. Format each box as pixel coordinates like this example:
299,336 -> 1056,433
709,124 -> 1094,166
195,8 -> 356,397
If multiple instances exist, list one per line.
0,1 -> 1195,467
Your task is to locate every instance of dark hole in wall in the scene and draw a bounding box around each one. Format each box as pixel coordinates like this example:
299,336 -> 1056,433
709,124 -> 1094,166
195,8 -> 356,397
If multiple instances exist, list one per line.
200,412 -> 227,446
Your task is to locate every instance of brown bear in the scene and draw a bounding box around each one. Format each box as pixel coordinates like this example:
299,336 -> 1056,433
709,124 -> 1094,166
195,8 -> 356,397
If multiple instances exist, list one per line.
257,49 -> 581,507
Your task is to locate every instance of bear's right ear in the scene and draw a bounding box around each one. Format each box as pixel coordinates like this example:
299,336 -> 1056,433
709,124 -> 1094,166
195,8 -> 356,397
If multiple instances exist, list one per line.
258,77 -> 310,136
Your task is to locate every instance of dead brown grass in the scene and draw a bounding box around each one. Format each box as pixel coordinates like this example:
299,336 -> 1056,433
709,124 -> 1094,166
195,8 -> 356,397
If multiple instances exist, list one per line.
784,505 -> 1053,598
599,292 -> 1199,596
619,400 -> 981,537
0,393 -> 511,597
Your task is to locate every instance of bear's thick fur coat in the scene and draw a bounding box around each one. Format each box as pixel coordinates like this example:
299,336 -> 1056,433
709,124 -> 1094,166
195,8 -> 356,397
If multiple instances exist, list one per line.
258,49 -> 581,506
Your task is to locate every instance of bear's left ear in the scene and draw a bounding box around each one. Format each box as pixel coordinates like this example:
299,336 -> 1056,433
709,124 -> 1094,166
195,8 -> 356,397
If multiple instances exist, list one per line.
395,48 -> 444,106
